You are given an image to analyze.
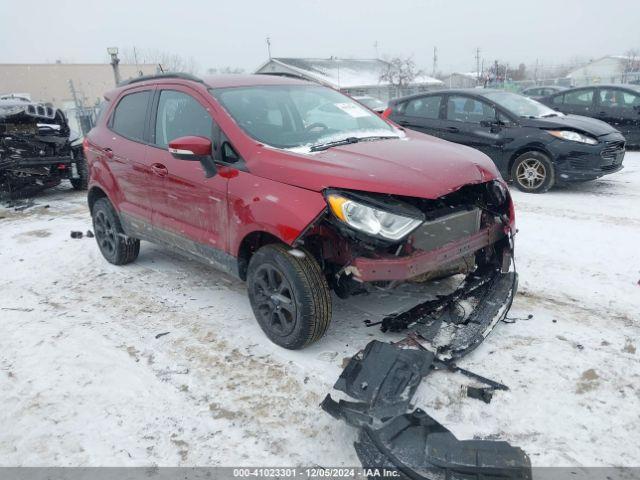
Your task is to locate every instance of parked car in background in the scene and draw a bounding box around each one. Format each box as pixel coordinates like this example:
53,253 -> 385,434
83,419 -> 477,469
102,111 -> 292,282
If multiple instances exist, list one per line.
383,89 -> 625,193
85,73 -> 516,350
352,95 -> 387,113
539,84 -> 640,146
521,85 -> 566,99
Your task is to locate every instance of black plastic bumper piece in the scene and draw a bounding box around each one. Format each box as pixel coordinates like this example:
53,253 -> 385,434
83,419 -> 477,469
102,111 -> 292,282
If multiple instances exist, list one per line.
355,409 -> 531,480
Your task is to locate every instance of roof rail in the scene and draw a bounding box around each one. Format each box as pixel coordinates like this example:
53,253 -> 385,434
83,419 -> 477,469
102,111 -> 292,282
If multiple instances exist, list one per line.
118,72 -> 204,87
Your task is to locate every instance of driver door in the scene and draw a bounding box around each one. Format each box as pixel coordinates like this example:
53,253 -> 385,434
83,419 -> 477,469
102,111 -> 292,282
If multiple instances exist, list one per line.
440,95 -> 504,163
147,87 -> 229,252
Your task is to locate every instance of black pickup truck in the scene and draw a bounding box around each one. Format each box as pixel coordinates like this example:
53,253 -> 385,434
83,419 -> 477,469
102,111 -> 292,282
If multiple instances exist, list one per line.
0,96 -> 88,198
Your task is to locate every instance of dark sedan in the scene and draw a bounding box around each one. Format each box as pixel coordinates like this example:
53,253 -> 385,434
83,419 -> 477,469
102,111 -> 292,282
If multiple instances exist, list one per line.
539,84 -> 640,146
521,85 -> 566,99
383,89 -> 626,193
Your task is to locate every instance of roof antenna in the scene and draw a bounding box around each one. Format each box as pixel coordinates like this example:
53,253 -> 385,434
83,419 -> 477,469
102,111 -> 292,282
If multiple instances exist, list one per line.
158,63 -> 165,73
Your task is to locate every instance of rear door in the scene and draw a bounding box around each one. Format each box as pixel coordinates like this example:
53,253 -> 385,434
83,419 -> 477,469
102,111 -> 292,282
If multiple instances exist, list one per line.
105,88 -> 156,222
557,88 -> 596,117
440,94 -> 504,162
596,87 -> 640,144
391,95 -> 444,137
147,87 -> 230,253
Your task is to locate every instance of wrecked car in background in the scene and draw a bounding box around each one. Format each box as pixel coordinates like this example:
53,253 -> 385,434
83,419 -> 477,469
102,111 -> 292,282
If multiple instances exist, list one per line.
85,73 -> 516,352
0,95 -> 88,198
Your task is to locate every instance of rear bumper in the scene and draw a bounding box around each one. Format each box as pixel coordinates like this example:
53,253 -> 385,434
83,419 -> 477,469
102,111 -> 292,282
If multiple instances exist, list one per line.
350,223 -> 506,282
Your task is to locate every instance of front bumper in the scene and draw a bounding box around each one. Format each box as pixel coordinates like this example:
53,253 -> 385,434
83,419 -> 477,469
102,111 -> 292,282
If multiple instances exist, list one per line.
350,223 -> 506,282
0,155 -> 73,170
553,132 -> 626,182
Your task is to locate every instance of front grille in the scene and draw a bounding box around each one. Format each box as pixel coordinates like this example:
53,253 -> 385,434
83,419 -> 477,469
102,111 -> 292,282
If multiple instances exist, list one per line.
601,141 -> 625,162
601,163 -> 620,172
569,157 -> 588,169
411,208 -> 481,252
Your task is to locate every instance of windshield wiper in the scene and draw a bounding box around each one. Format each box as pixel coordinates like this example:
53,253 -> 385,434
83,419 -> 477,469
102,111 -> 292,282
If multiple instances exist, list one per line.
541,113 -> 560,118
309,135 -> 398,152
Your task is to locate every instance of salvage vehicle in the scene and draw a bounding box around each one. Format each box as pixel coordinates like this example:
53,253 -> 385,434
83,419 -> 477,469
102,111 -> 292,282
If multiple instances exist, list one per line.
384,89 -> 626,193
85,73 -> 516,349
0,95 -> 88,197
539,84 -> 640,147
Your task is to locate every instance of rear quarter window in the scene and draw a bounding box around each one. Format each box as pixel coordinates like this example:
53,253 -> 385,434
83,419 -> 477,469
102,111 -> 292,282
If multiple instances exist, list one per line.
110,90 -> 151,141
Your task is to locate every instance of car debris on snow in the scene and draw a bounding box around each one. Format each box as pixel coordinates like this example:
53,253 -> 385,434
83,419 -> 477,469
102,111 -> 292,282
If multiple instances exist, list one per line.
322,341 -> 531,479
466,385 -> 495,404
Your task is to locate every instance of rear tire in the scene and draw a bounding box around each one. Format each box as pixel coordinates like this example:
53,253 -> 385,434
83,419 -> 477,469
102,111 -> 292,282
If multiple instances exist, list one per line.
247,244 -> 332,349
510,151 -> 555,193
91,198 -> 140,265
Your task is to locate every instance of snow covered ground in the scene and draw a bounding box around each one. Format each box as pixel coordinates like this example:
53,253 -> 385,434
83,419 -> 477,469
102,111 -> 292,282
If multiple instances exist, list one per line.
1,153 -> 639,467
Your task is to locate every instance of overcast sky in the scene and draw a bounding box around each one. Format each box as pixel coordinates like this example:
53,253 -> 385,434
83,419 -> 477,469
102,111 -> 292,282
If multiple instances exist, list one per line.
2,0 -> 639,74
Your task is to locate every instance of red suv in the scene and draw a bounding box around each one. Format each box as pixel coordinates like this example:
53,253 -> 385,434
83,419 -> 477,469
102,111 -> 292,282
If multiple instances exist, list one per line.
84,73 -> 515,349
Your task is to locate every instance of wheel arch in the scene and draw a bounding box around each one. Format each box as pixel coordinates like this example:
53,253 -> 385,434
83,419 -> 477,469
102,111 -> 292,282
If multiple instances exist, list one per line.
88,186 -> 109,213
236,230 -> 285,280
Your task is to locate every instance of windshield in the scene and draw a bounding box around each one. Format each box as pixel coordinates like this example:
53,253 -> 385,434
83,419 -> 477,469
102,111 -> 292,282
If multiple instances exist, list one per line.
483,91 -> 561,118
211,85 -> 398,151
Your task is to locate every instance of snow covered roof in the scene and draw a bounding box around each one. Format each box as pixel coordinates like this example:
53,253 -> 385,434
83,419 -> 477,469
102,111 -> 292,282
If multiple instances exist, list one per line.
256,58 -> 443,89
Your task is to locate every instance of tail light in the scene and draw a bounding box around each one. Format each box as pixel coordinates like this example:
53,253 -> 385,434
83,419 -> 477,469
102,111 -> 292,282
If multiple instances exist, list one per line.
82,137 -> 89,156
382,107 -> 393,119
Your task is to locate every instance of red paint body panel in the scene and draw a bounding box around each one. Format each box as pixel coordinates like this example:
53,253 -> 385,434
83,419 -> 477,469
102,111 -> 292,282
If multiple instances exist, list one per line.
227,171 -> 327,256
351,224 -> 505,282
246,131 -> 501,199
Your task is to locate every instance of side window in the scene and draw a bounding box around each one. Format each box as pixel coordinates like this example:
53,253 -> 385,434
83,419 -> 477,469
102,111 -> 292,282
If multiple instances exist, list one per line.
405,96 -> 441,119
600,89 -> 640,109
446,96 -> 495,123
154,90 -> 213,148
111,90 -> 151,141
564,89 -> 594,106
551,94 -> 564,105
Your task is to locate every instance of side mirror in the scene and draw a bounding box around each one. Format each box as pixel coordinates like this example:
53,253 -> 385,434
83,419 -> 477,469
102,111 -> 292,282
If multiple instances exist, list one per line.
168,136 -> 217,177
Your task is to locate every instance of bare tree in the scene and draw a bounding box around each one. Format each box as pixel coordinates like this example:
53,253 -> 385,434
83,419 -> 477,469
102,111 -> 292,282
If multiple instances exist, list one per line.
379,57 -> 423,97
121,47 -> 200,75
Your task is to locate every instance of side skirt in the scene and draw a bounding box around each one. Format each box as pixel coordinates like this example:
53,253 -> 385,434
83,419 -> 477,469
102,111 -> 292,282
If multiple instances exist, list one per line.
120,212 -> 241,279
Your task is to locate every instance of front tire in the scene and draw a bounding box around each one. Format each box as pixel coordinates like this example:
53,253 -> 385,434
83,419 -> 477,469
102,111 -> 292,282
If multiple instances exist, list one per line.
511,151 -> 555,193
247,244 -> 332,349
91,198 -> 140,265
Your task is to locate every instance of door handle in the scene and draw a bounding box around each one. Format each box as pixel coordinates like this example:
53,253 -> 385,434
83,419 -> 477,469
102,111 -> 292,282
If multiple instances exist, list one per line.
104,148 -> 114,159
151,163 -> 168,176
445,126 -> 460,133
598,111 -> 607,116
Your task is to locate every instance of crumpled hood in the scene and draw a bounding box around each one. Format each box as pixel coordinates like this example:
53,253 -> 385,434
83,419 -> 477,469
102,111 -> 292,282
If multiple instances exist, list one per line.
521,114 -> 617,137
247,130 -> 500,199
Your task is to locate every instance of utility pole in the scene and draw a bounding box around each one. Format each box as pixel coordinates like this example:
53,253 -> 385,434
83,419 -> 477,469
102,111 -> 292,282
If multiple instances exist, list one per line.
475,47 -> 481,84
266,37 -> 272,59
432,46 -> 438,77
107,47 -> 121,85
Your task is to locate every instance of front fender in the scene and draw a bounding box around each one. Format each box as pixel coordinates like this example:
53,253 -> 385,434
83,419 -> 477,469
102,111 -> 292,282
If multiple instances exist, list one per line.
227,171 -> 327,256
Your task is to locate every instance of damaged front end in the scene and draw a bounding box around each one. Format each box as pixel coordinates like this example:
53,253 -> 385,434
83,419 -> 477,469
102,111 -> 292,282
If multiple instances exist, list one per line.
0,97 -> 77,198
301,181 -> 527,477
297,179 -> 517,359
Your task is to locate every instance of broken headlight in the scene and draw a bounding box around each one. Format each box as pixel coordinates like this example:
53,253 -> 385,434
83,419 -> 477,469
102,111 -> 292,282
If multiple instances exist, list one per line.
487,180 -> 508,206
327,193 -> 423,241
548,130 -> 598,145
